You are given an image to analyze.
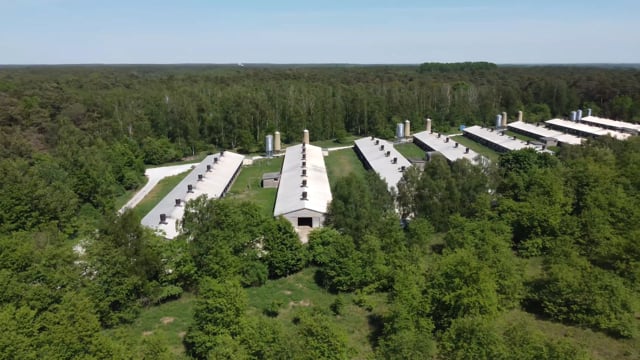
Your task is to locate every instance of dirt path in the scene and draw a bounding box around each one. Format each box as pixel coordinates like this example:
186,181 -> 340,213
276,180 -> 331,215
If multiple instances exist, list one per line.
118,163 -> 196,213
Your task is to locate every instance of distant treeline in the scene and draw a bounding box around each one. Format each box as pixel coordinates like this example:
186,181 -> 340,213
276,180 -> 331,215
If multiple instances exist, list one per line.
418,61 -> 498,73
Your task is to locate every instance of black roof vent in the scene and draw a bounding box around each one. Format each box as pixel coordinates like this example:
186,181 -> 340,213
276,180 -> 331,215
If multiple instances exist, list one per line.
220,150 -> 225,157
302,153 -> 306,160
371,135 -> 375,140
375,140 -> 380,145
445,137 -> 450,143
206,164 -> 211,172
302,179 -> 307,187
175,199 -> 181,206
392,157 -> 397,164
437,133 -> 441,138
214,157 -> 219,164
159,213 -> 167,224
465,147 -> 470,154
198,174 -> 203,181
454,142 -> 459,148
302,161 -> 306,168
385,151 -> 390,157
187,184 -> 193,193
400,166 -> 406,172
302,169 -> 307,177
301,191 -> 308,200
380,145 -> 385,151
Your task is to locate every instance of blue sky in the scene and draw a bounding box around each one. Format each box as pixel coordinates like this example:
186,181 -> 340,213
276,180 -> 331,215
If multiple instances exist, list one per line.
0,0 -> 638,64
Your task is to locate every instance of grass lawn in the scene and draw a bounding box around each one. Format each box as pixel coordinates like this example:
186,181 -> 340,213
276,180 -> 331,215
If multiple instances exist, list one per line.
106,293 -> 196,358
325,148 -> 367,186
499,310 -> 640,360
504,130 -> 537,142
133,170 -> 191,219
311,135 -> 358,149
450,135 -> 501,162
226,157 -> 283,217
246,267 -> 388,358
394,142 -> 426,159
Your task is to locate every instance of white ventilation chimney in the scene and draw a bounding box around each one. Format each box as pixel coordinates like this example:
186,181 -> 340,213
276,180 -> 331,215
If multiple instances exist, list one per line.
303,129 -> 309,145
426,118 -> 432,132
587,108 -> 592,117
495,114 -> 502,129
502,111 -> 508,127
404,119 -> 411,137
517,110 -> 523,122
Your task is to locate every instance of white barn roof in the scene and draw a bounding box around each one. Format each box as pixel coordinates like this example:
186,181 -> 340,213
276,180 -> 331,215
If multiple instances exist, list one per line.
463,125 -> 539,152
354,137 -> 412,192
413,130 -> 481,163
545,118 -> 631,140
141,151 -> 244,239
507,121 -> 583,145
580,116 -> 640,134
273,144 -> 332,217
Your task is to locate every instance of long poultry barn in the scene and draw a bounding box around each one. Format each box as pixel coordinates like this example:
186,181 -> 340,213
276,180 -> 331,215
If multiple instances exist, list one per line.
141,151 -> 244,239
273,141 -> 332,233
354,136 -> 412,193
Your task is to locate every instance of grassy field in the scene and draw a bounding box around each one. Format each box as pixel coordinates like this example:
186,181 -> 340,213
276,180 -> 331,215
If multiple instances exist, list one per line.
394,142 -> 426,159
311,135 -> 358,149
499,310 -> 640,360
111,262 -> 638,359
324,148 -> 367,186
132,170 -> 192,219
504,130 -> 537,142
450,135 -> 501,162
107,293 -> 196,358
226,157 -> 283,217
246,267 -> 387,359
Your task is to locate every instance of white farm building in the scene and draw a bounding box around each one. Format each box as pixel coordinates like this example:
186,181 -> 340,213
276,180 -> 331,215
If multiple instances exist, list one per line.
273,140 -> 332,234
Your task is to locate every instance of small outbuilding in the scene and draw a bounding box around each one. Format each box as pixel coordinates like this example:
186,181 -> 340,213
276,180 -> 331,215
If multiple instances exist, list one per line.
261,172 -> 280,188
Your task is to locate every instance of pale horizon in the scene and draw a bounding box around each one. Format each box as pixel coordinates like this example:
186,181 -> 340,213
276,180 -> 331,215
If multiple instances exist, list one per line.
1,0 -> 638,65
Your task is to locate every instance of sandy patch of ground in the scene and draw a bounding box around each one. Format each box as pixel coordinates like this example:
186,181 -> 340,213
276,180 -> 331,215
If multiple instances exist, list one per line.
142,331 -> 153,336
288,299 -> 311,308
160,316 -> 175,324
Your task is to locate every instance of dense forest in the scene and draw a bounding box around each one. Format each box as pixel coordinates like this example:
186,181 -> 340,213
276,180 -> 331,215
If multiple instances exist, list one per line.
1,64 -> 640,359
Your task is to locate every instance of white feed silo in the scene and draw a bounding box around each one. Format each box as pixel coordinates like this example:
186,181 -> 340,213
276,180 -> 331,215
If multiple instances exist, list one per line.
396,123 -> 405,140
274,131 -> 281,152
265,134 -> 274,158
